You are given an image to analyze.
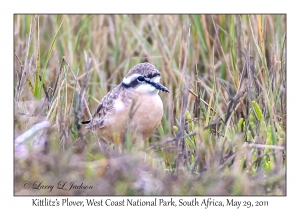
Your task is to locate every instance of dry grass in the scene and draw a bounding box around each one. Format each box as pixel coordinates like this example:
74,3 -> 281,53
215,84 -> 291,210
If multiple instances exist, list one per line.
14,14 -> 286,195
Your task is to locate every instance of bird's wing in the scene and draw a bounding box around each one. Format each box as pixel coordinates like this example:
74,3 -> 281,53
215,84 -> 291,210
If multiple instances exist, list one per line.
85,85 -> 121,130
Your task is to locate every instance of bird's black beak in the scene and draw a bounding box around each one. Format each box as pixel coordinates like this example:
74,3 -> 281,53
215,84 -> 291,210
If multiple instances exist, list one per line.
144,78 -> 169,93
154,82 -> 169,93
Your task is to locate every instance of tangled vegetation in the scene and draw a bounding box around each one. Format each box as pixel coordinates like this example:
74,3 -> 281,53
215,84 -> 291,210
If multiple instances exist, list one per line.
14,14 -> 286,195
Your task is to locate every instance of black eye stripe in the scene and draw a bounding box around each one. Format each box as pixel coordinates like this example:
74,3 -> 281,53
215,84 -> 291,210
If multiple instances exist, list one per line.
121,75 -> 169,93
122,77 -> 142,88
128,80 -> 140,87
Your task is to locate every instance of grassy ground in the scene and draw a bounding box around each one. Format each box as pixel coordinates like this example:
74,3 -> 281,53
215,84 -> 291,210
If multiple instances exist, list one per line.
14,14 -> 286,195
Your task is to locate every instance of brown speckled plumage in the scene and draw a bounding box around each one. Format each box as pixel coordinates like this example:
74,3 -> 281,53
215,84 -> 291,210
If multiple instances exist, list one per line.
124,62 -> 161,79
84,62 -> 167,144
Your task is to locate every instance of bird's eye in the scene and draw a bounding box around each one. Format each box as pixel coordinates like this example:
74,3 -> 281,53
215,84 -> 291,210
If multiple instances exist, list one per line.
137,76 -> 145,82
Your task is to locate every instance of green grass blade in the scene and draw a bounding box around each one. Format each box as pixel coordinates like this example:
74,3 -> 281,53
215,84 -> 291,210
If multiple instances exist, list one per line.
248,15 -> 268,73
74,15 -> 90,54
37,19 -> 64,99
252,101 -> 263,122
34,16 -> 40,98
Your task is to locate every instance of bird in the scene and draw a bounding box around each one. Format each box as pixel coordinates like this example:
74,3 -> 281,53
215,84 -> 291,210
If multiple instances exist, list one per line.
82,62 -> 169,146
